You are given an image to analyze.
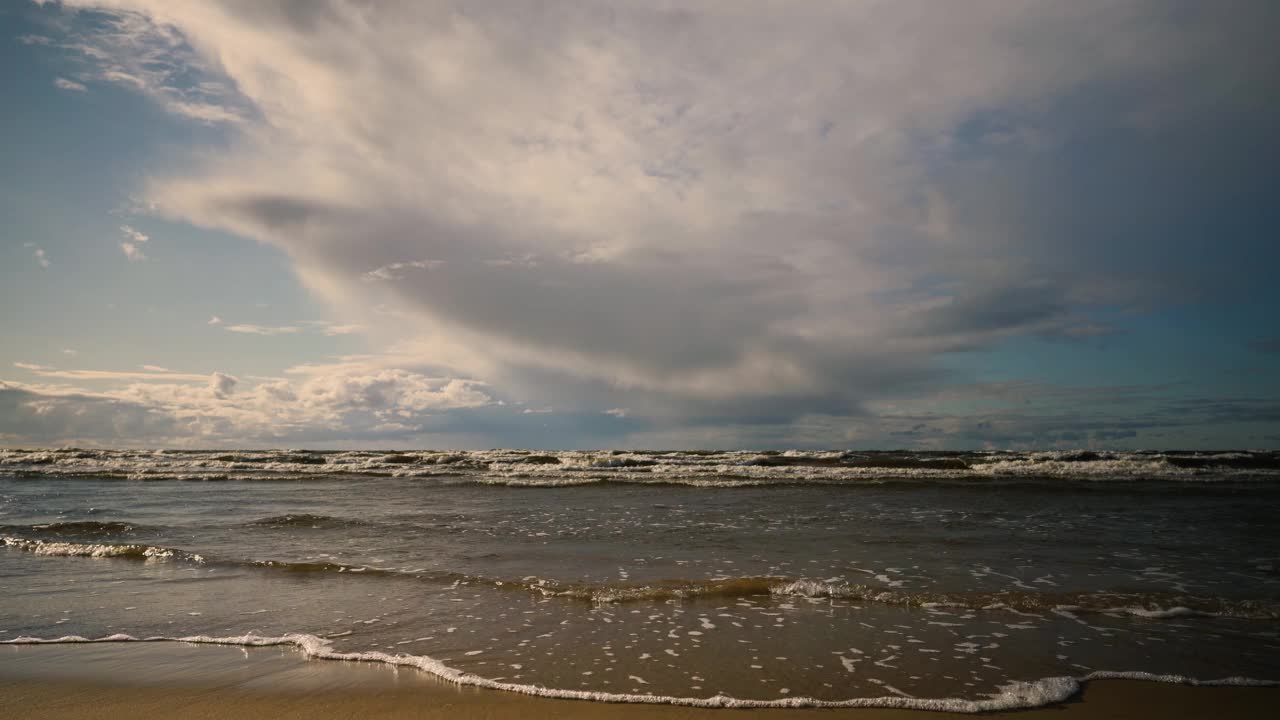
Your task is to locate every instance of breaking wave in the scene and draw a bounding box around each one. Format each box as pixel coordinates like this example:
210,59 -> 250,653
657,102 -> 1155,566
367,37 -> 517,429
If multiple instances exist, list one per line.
3,448 -> 1279,486
1,536 -> 203,563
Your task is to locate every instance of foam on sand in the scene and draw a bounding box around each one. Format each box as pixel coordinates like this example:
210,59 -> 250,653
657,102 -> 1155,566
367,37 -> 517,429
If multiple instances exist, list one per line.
2,633 -> 1275,713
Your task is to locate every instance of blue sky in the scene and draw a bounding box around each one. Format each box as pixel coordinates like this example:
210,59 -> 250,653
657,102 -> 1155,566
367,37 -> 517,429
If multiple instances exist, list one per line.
2,0 -> 1278,450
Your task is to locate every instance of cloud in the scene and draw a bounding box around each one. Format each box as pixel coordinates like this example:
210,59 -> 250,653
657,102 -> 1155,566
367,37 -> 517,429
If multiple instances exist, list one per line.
19,366 -> 212,382
31,247 -> 50,268
22,1 -> 1280,447
301,320 -> 363,336
217,319 -> 361,337
363,260 -> 444,282
140,364 -> 169,372
120,225 -> 149,244
0,381 -> 175,445
118,224 -> 149,260
320,324 -> 362,336
222,324 -> 300,336
62,349 -> 78,356
46,6 -> 250,125
209,371 -> 236,399
54,77 -> 87,92
0,359 -> 495,446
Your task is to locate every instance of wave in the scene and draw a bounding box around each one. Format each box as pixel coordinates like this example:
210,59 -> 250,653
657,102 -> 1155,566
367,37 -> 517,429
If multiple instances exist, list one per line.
1,633 -> 1275,712
5,536 -> 1275,620
1,536 -> 203,563
246,514 -> 365,529
0,535 -> 472,583
5,448 -> 1279,485
526,577 -> 1280,619
1,521 -> 146,537
243,559 -> 426,577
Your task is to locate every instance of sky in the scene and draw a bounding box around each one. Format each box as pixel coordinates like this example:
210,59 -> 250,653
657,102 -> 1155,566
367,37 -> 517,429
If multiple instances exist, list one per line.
2,0 -> 1279,450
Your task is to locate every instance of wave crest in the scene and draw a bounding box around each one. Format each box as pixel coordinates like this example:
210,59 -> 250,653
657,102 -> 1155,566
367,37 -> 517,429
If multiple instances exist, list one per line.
246,514 -> 363,529
2,536 -> 203,563
3,521 -> 143,536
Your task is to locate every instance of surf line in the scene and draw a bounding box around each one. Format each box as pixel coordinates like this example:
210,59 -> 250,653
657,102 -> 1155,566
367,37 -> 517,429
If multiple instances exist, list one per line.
3,633 -> 1276,713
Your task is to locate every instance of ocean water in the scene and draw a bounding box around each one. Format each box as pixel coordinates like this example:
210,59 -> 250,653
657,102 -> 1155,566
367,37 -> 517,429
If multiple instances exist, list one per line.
2,448 -> 1279,711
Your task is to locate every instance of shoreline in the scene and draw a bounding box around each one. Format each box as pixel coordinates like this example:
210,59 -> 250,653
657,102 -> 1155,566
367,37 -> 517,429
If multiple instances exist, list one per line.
2,642 -> 1276,719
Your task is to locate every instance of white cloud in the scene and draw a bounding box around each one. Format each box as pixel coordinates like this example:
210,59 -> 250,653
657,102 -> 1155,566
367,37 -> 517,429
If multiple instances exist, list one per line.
62,349 -> 78,356
363,260 -> 444,282
219,319 -> 361,337
1,359 -> 494,446
54,77 -> 87,92
162,100 -> 246,125
119,225 -> 149,260
50,6 -> 249,125
603,408 -> 629,418
20,367 -> 212,382
223,324 -> 300,336
31,247 -> 50,269
120,225 -> 149,244
13,362 -> 52,371
300,320 -> 364,336
140,364 -> 169,372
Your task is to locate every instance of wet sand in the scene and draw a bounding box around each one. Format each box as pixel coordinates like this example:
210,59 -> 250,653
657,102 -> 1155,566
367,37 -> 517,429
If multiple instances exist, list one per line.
0,643 -> 1274,719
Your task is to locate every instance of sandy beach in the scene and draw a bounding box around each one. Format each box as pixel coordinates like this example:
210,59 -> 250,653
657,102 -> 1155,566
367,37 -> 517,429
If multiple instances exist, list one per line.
1,643 -> 1274,719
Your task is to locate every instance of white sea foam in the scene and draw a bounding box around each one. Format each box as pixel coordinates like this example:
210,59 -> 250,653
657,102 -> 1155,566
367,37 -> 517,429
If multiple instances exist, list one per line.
1113,606 -> 1199,619
3,633 -> 1275,712
1,536 -> 203,563
971,456 -> 1191,479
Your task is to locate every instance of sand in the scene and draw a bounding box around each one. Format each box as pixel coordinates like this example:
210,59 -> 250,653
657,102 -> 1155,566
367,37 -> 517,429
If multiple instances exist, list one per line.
0,643 -> 1274,719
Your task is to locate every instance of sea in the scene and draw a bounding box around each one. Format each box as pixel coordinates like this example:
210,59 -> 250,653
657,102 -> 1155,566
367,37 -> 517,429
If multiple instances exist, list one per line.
2,448 -> 1278,711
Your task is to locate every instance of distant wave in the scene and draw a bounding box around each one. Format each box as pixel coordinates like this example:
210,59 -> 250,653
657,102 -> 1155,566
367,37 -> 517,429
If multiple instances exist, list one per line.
1,632 -> 1275,712
0,520 -> 147,537
4,448 -> 1279,485
5,535 -> 1275,620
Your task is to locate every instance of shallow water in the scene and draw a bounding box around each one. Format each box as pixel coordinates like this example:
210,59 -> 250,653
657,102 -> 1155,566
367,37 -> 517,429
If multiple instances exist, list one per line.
2,448 -> 1278,710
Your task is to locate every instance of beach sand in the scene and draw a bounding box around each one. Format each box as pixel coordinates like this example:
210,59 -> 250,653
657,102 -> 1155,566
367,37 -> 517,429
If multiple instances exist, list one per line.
0,643 -> 1273,719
